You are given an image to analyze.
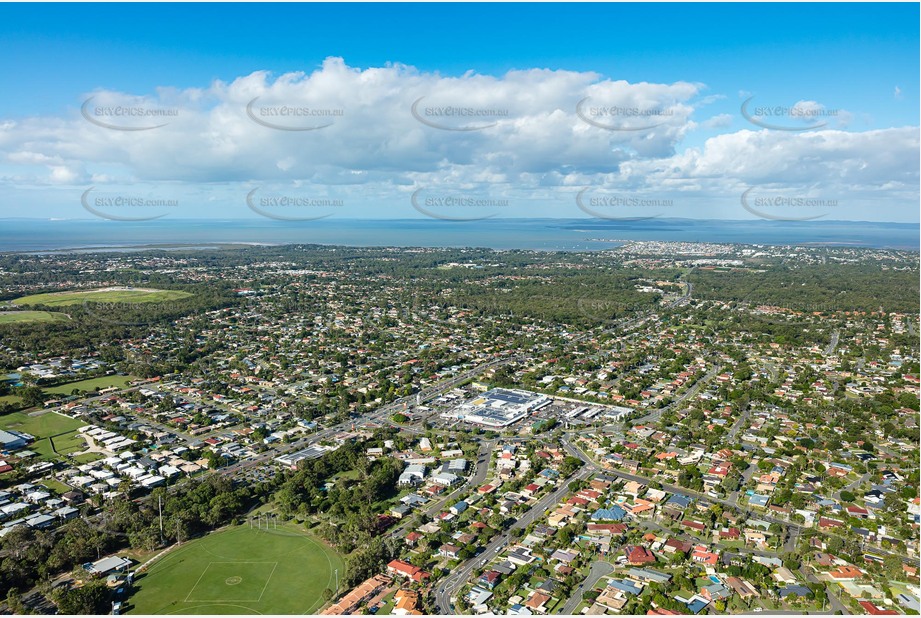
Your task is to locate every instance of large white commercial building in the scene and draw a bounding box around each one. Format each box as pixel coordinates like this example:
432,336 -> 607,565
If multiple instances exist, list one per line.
445,388 -> 551,428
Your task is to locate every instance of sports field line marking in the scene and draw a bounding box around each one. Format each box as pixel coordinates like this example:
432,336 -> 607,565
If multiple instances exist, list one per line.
184,563 -> 213,603
255,562 -> 279,602
184,561 -> 277,603
301,536 -> 336,615
256,526 -> 337,615
203,561 -> 278,564
169,603 -> 264,615
186,594 -> 270,602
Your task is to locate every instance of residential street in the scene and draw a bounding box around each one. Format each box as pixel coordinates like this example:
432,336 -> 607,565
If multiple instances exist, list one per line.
560,560 -> 615,615
435,459 -> 597,614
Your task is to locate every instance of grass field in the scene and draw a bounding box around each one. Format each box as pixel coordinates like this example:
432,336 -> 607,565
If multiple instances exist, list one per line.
44,375 -> 136,395
0,394 -> 22,408
72,451 -> 105,464
0,311 -> 69,324
41,478 -> 72,494
40,431 -> 86,457
0,410 -> 85,458
127,525 -> 344,615
12,288 -> 193,308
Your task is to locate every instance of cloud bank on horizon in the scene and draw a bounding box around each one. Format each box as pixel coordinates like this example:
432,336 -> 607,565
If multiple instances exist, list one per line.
1,57 -> 918,223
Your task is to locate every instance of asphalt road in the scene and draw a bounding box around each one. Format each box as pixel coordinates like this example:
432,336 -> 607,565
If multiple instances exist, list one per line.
631,362 -> 723,426
559,560 -> 614,614
726,408 -> 751,442
561,438 -> 858,616
435,460 -> 597,614
727,461 -> 757,507
389,439 -> 495,540
801,565 -> 850,614
833,471 -> 872,502
219,354 -> 519,476
825,329 -> 840,356
565,437 -> 919,568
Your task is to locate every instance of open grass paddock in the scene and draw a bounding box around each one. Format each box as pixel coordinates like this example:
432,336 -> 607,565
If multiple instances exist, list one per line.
0,410 -> 84,457
0,311 -> 69,324
12,287 -> 192,307
43,374 -> 136,395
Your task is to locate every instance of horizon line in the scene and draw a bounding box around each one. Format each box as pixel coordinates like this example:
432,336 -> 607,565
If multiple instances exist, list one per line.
1,216 -> 919,226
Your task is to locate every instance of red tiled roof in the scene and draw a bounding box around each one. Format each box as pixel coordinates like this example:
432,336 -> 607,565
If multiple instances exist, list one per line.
857,601 -> 898,615
587,523 -> 627,534
625,545 -> 656,564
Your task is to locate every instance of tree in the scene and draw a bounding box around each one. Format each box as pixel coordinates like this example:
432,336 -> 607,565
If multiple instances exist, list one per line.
204,450 -> 222,469
883,554 -> 903,577
884,492 -> 905,513
558,527 -> 574,546
559,456 -> 583,477
53,580 -> 110,614
5,588 -> 26,614
17,386 -> 46,408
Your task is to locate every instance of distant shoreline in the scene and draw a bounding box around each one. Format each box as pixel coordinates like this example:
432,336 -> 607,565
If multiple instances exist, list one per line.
0,218 -> 917,253
15,242 -> 280,255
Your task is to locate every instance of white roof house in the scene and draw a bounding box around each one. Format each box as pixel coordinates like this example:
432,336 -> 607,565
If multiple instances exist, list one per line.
398,463 -> 427,486
86,556 -> 132,576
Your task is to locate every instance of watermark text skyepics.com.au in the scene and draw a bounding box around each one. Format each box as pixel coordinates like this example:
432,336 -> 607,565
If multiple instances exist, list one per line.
740,96 -> 839,131
410,189 -> 510,221
576,98 -> 674,131
81,97 -> 180,131
740,188 -> 838,221
246,98 -> 344,131
576,296 -> 632,325
80,187 -> 179,221
576,189 -> 673,220
246,187 -> 344,221
411,96 -> 510,131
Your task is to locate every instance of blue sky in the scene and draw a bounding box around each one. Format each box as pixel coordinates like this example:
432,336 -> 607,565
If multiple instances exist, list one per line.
0,3 -> 918,223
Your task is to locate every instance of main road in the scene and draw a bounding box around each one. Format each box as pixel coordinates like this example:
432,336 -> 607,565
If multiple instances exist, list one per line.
825,329 -> 840,356
218,354 -> 523,476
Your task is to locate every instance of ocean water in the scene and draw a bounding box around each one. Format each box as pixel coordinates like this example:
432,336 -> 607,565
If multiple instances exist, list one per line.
0,218 -> 917,252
